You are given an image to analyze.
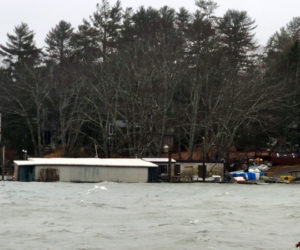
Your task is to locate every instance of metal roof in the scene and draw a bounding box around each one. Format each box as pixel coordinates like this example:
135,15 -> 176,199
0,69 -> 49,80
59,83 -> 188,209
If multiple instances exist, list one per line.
142,158 -> 176,163
14,158 -> 158,168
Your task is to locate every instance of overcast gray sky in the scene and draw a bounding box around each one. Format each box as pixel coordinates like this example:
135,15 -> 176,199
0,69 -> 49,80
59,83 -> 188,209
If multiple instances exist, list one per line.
1,0 -> 299,48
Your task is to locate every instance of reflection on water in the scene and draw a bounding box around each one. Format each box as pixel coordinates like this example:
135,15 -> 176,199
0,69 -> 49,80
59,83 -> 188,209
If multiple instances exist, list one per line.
0,182 -> 300,250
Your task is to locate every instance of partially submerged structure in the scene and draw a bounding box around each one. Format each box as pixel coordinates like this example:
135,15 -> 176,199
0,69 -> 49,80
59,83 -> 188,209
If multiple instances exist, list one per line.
142,158 -> 176,181
13,158 -> 158,183
175,161 -> 224,182
143,158 -> 224,182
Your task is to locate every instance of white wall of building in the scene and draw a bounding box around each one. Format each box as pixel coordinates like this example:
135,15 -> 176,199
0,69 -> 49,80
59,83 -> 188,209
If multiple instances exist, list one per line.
35,166 -> 149,183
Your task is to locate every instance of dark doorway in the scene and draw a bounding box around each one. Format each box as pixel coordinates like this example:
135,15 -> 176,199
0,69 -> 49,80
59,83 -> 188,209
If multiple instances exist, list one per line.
174,164 -> 181,176
148,167 -> 158,182
198,164 -> 206,180
18,165 -> 35,182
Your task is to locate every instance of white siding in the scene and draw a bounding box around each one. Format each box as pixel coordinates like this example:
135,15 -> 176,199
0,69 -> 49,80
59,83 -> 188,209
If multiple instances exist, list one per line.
35,166 -> 148,183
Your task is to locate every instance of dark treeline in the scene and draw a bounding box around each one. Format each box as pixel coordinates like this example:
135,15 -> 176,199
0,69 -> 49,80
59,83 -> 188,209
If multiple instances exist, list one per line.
0,0 -> 299,161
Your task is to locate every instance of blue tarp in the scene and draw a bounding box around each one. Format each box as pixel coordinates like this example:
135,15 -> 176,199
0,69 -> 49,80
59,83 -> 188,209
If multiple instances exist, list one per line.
230,170 -> 264,181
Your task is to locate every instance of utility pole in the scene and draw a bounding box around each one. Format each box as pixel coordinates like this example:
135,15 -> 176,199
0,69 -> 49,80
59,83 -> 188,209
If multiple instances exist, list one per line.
0,113 -> 1,145
163,144 -> 172,182
202,136 -> 206,182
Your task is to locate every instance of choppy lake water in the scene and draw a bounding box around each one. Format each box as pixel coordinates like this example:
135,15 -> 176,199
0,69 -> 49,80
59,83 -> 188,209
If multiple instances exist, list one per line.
0,182 -> 300,250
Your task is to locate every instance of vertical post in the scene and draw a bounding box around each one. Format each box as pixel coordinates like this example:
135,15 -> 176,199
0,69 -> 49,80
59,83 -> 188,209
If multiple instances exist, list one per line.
163,144 -> 171,182
94,141 -> 98,158
2,146 -> 5,181
168,149 -> 171,182
0,113 -> 3,181
22,149 -> 27,160
0,113 -> 2,144
202,136 -> 206,182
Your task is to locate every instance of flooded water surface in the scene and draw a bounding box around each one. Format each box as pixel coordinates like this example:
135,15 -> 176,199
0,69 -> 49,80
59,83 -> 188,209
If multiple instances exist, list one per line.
0,182 -> 299,250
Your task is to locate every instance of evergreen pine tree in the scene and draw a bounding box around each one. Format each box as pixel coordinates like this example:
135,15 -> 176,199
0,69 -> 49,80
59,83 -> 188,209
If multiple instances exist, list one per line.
45,20 -> 74,64
0,22 -> 40,69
